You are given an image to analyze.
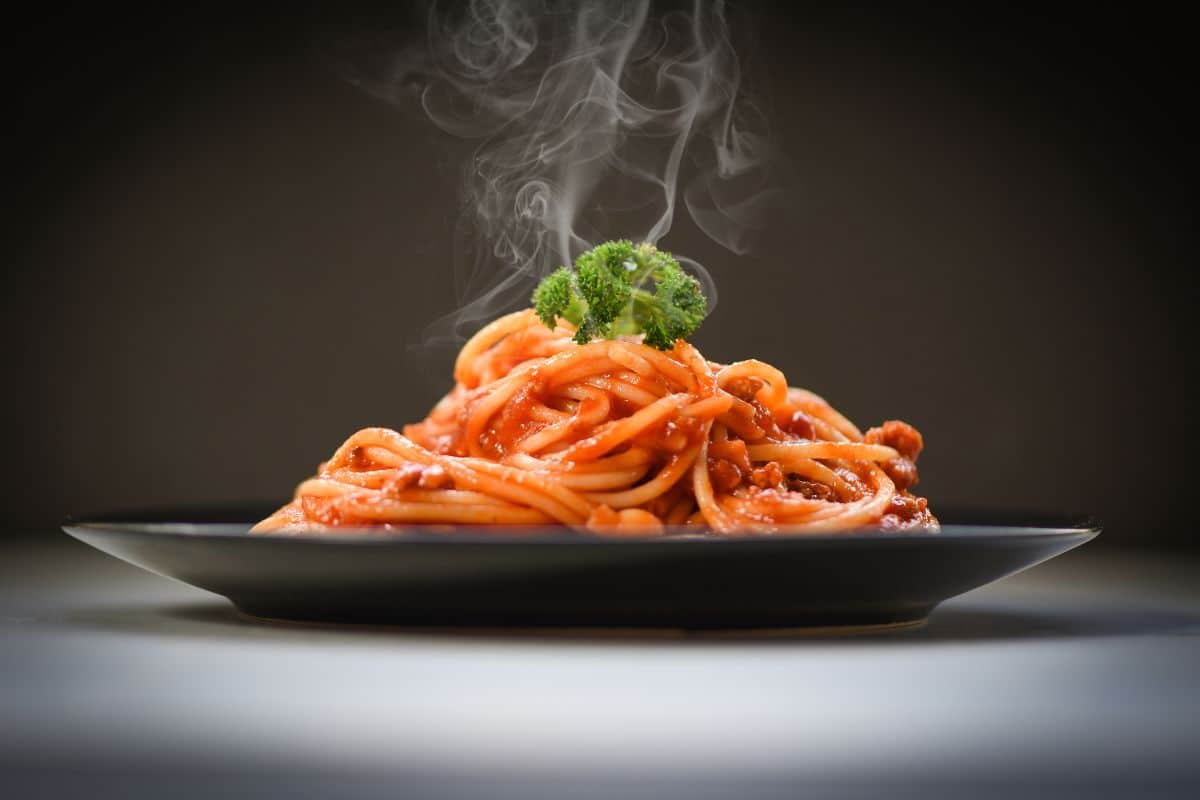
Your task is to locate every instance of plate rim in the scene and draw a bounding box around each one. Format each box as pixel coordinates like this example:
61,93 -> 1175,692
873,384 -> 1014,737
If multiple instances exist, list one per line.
62,509 -> 1102,547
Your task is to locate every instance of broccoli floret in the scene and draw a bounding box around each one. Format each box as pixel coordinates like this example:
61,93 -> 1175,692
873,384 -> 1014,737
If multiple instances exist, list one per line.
637,260 -> 707,349
575,240 -> 637,279
531,267 -> 578,329
574,245 -> 633,343
529,240 -> 709,349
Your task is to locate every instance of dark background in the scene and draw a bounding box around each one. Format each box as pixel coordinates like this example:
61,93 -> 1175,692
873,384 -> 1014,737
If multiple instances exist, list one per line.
4,2 -> 1195,547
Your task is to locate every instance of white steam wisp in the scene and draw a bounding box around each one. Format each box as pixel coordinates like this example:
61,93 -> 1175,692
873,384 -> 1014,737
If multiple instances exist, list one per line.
327,0 -> 783,347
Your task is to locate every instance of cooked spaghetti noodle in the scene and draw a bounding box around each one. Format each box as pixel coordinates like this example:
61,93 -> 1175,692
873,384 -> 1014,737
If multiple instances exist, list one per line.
254,309 -> 936,536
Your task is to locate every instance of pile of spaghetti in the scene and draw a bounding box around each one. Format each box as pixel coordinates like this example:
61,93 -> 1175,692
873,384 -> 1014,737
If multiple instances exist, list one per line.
254,310 -> 937,536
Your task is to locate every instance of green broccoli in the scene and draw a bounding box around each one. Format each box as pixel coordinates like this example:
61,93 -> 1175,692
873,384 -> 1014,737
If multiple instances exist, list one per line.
530,240 -> 708,349
530,267 -> 579,329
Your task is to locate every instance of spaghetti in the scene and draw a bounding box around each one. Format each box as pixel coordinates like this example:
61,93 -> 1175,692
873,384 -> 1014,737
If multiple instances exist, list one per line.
254,309 -> 936,536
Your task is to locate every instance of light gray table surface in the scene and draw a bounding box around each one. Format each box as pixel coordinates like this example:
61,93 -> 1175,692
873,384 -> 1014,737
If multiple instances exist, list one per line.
2,534 -> 1198,799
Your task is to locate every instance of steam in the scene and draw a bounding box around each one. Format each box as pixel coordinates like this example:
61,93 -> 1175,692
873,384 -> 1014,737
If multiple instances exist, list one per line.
324,0 -> 783,346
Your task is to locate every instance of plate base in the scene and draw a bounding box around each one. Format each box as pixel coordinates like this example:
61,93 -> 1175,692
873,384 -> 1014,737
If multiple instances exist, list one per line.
231,601 -> 936,632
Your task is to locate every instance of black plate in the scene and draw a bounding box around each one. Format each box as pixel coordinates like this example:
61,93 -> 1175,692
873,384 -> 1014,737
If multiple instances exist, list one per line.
63,507 -> 1099,630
